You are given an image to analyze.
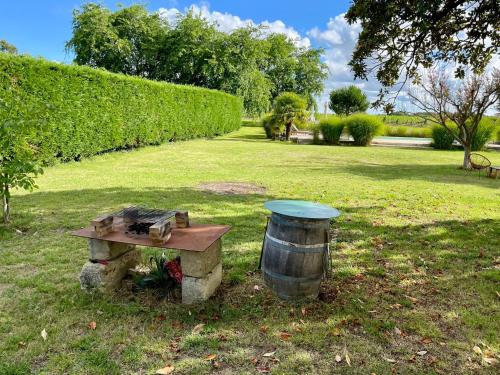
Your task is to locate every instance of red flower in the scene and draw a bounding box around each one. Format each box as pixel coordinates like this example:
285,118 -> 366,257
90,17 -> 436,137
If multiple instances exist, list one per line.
165,259 -> 183,284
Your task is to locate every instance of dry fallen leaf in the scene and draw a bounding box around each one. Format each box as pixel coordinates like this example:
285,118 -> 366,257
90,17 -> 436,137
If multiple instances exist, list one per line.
256,365 -> 271,373
280,332 -> 292,341
406,295 -> 418,303
192,323 -> 205,334
155,365 -> 174,374
41,329 -> 48,341
345,351 -> 351,367
483,356 -> 498,365
417,351 -> 427,356
204,354 -> 217,361
263,351 -> 276,357
473,346 -> 483,355
332,327 -> 342,336
88,321 -> 97,330
259,325 -> 268,333
335,354 -> 342,363
383,357 -> 396,363
421,337 -> 432,344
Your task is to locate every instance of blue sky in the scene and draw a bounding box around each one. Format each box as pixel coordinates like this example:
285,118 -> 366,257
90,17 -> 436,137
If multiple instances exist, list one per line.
1,0 -> 391,110
0,1 -> 351,62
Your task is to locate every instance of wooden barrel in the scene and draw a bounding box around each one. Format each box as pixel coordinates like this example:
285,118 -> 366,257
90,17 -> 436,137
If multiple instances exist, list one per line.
261,213 -> 330,299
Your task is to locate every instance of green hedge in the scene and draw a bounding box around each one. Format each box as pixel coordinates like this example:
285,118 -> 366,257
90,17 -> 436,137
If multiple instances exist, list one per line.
345,114 -> 383,146
0,53 -> 242,162
319,118 -> 344,145
431,126 -> 455,150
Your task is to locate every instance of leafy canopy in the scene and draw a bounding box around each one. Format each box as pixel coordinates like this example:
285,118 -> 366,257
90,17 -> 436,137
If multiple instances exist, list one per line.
346,0 -> 500,105
0,40 -> 17,54
66,3 -> 328,115
329,85 -> 369,116
273,92 -> 308,126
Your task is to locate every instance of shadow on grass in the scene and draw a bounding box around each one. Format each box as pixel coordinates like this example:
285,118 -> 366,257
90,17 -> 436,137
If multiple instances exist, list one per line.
278,161 -> 500,189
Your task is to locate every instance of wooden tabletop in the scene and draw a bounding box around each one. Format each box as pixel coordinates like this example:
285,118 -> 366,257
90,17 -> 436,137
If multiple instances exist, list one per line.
71,223 -> 231,252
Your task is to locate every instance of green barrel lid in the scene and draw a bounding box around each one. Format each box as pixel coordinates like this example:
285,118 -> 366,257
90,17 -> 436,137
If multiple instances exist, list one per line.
264,200 -> 340,220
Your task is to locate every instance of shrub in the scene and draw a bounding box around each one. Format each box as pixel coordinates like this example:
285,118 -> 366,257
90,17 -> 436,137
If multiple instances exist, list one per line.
345,114 -> 383,146
272,92 -> 308,140
471,119 -> 496,151
0,53 -> 242,162
312,124 -> 322,144
262,114 -> 276,139
319,118 -> 344,145
431,125 -> 456,149
384,125 -> 432,138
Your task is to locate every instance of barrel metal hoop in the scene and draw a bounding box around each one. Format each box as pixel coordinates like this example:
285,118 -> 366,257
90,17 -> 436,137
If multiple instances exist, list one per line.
271,213 -> 330,229
263,268 -> 323,282
265,232 -> 327,252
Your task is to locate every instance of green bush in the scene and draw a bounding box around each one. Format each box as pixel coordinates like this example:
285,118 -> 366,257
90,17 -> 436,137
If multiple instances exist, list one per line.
319,118 -> 344,145
345,114 -> 383,146
312,124 -> 322,144
384,125 -> 432,138
0,53 -> 242,162
262,114 -> 277,139
431,126 -> 456,150
471,119 -> 496,151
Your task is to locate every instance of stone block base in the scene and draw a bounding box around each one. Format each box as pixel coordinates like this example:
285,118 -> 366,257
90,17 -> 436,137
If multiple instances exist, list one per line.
180,239 -> 221,278
88,239 -> 135,261
80,249 -> 140,292
182,262 -> 222,304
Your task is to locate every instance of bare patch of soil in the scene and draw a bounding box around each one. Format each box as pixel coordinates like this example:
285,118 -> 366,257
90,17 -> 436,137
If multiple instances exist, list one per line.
198,182 -> 266,195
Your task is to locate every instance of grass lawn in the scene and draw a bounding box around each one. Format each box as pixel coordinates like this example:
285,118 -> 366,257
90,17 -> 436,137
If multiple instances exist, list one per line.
1,126 -> 499,374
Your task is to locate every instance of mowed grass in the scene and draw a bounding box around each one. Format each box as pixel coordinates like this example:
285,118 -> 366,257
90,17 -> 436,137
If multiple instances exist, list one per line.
0,126 -> 499,374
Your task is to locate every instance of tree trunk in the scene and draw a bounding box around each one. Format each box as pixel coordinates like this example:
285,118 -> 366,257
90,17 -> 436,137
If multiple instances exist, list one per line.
462,144 -> 472,170
2,183 -> 9,224
285,123 -> 291,141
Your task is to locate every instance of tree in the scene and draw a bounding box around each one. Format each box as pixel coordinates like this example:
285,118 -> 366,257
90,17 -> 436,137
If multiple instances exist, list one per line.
0,40 -> 18,54
272,92 -> 308,141
346,0 -> 500,106
66,4 -> 327,114
234,68 -> 272,118
66,3 -> 165,76
0,91 -> 46,223
261,34 -> 327,110
409,68 -> 500,169
329,86 -> 369,116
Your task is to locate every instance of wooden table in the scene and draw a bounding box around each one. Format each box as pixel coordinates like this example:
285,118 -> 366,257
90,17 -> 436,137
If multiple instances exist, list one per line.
72,223 -> 231,304
487,166 -> 500,179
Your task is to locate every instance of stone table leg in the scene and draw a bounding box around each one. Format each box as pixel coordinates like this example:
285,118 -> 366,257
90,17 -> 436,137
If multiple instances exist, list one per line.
80,239 -> 140,292
180,239 -> 222,304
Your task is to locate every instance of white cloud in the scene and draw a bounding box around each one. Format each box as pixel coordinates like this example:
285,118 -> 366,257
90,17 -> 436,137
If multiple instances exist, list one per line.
158,5 -> 310,48
306,14 -> 392,111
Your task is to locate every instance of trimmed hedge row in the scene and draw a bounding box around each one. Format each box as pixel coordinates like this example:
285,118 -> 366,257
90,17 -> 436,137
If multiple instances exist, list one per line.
0,53 -> 242,162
